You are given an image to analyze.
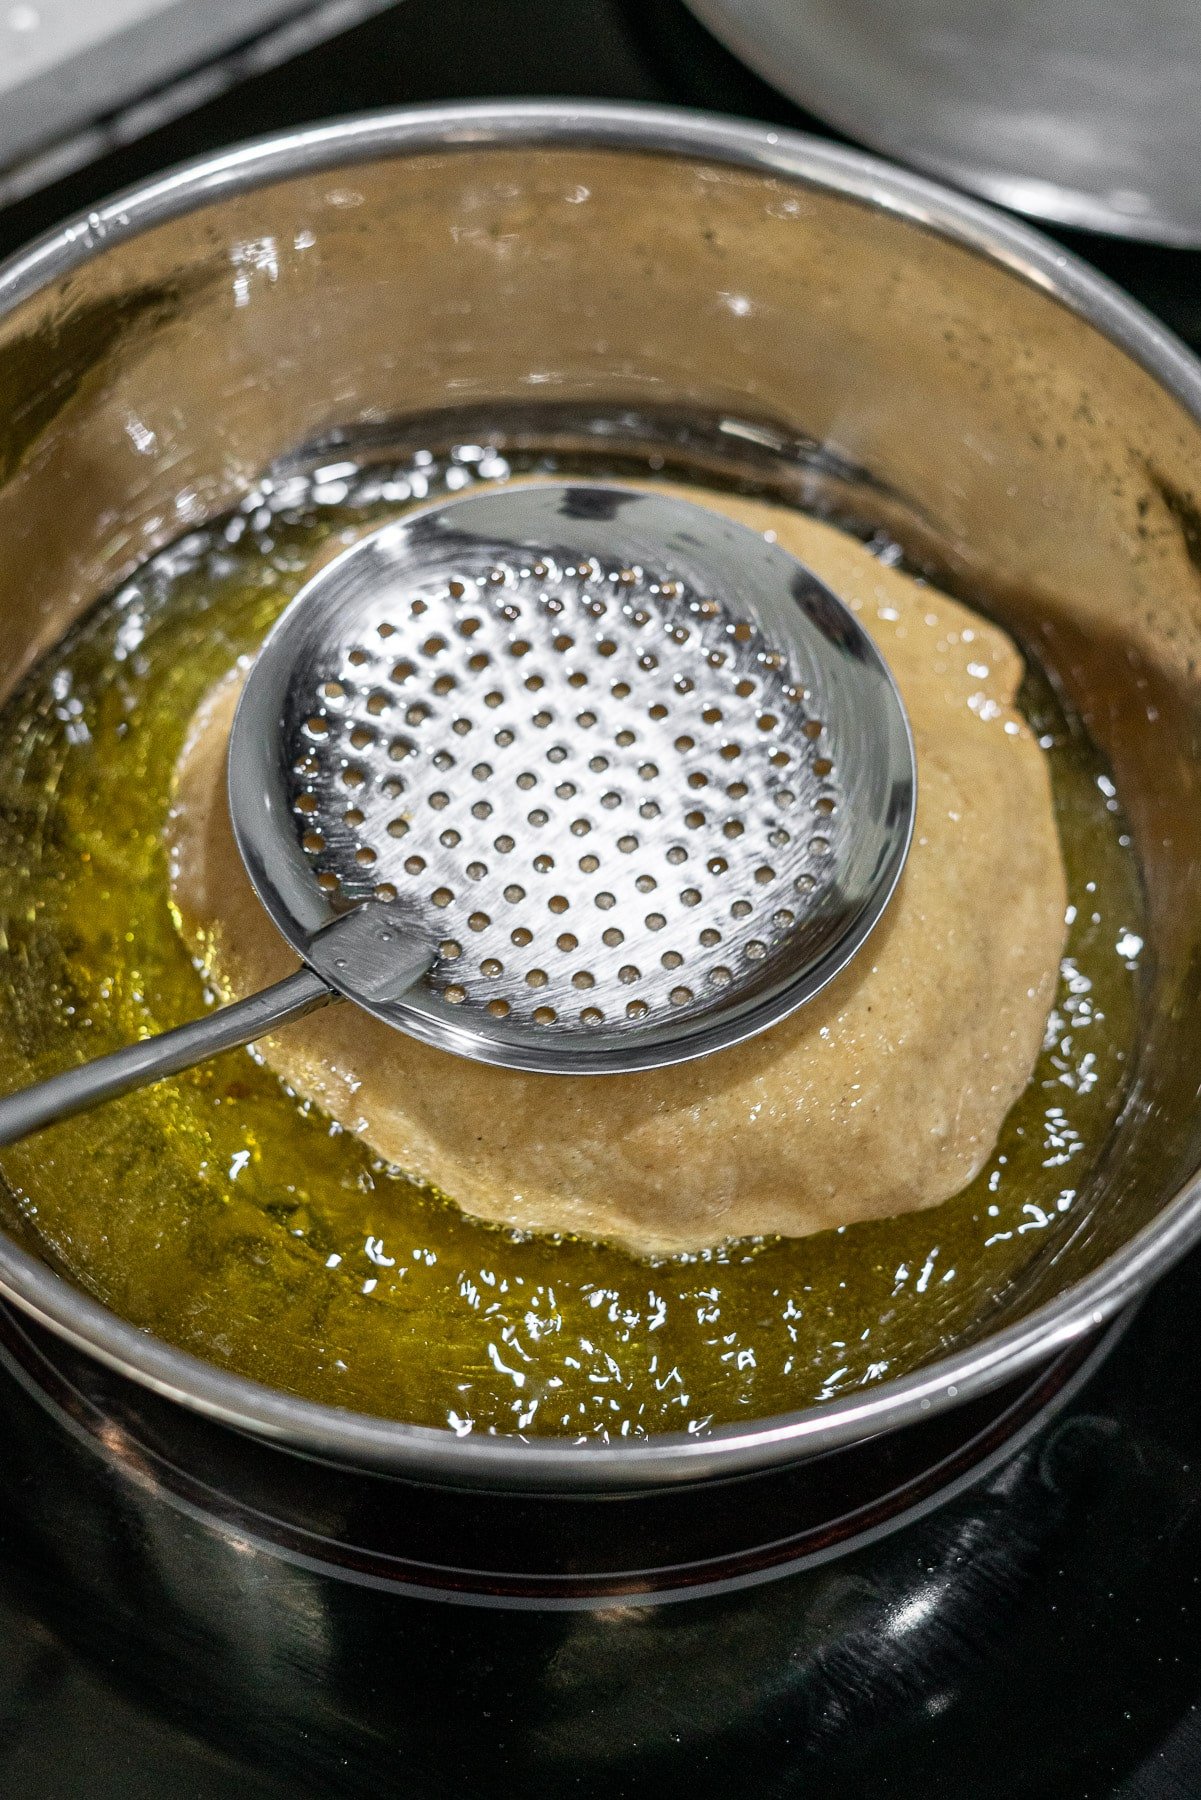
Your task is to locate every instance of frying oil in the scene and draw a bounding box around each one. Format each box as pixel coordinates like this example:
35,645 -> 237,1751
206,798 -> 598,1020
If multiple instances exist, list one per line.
0,442 -> 1144,1437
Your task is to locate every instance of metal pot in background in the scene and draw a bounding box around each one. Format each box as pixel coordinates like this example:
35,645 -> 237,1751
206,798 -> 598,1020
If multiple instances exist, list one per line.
681,0 -> 1201,245
0,101 -> 1199,1504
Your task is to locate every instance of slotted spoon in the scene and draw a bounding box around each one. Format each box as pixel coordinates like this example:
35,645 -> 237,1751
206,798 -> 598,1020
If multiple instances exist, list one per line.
0,482 -> 915,1144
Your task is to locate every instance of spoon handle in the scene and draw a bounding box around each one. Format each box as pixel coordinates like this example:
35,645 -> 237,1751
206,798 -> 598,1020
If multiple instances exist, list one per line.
0,968 -> 333,1147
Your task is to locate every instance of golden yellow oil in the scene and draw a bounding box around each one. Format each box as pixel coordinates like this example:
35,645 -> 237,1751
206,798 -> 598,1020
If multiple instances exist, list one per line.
0,447 -> 1144,1437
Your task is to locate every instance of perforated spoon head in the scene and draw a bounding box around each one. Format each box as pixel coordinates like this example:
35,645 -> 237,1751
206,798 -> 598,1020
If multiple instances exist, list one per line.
229,482 -> 915,1074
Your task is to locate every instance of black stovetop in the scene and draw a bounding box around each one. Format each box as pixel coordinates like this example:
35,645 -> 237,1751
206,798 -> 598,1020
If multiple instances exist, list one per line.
3,4 -> 1201,1795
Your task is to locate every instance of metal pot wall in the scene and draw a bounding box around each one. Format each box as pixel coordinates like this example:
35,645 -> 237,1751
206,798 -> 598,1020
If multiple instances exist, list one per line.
0,101 -> 1199,1496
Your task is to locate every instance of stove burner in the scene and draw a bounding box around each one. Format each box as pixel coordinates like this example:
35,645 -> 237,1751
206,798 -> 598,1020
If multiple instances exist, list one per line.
1,1269 -> 1199,1799
0,1303 -> 1120,1607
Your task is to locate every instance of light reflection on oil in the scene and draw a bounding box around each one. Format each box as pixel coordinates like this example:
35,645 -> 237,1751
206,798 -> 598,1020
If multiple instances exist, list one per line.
0,441 -> 1144,1438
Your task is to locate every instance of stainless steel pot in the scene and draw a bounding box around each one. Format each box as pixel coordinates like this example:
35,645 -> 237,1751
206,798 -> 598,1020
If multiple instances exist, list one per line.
0,101 -> 1198,1495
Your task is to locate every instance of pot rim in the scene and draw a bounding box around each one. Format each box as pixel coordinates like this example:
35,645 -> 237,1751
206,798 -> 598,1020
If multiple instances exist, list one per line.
0,98 -> 1197,1492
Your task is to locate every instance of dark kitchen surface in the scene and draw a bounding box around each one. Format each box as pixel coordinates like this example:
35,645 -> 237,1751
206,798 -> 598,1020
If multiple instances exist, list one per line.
3,2 -> 1201,1795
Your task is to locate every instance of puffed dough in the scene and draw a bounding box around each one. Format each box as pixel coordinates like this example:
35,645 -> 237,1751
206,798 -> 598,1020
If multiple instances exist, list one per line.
167,486 -> 1066,1256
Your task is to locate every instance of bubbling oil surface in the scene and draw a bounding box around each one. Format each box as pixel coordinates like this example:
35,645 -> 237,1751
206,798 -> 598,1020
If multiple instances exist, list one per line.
0,444 -> 1144,1438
